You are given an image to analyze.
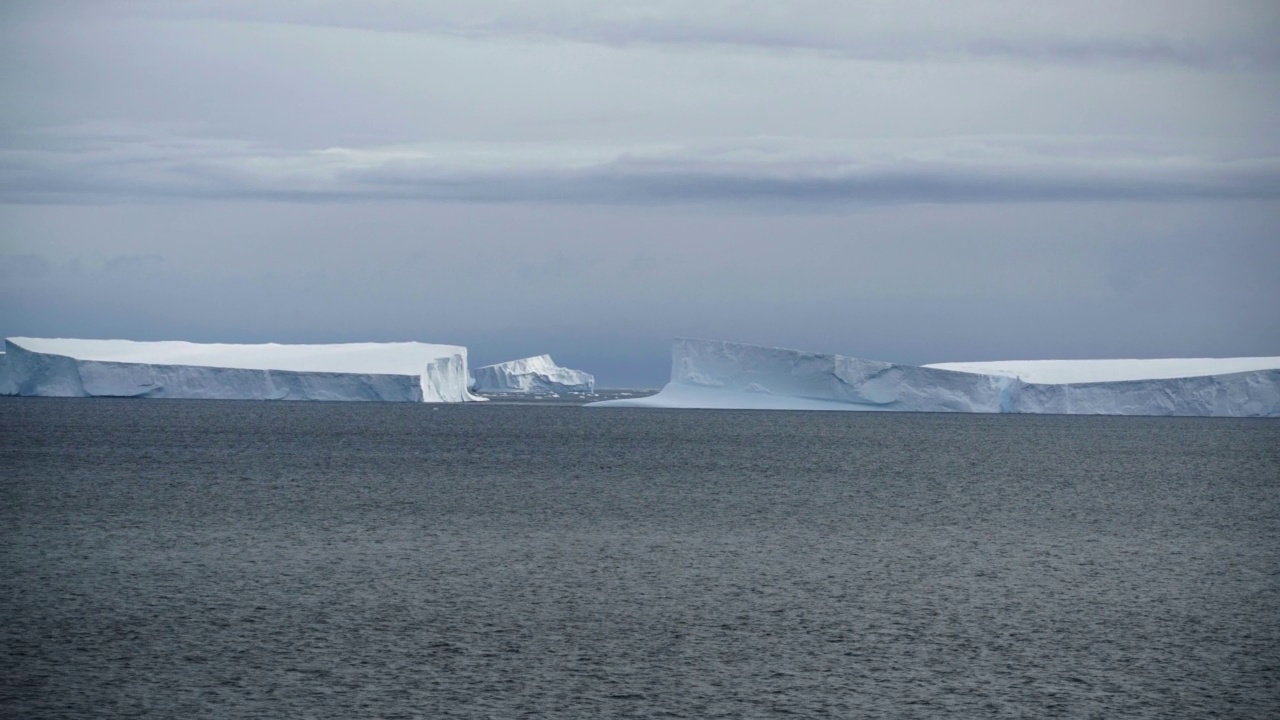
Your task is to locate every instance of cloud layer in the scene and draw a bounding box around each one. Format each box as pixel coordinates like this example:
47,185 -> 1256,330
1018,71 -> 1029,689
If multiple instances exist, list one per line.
6,133 -> 1280,205
26,0 -> 1279,69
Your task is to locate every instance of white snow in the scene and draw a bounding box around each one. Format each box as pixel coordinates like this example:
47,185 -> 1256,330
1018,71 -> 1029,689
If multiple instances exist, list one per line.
589,338 -> 1280,417
2,337 -> 486,402
470,354 -> 595,395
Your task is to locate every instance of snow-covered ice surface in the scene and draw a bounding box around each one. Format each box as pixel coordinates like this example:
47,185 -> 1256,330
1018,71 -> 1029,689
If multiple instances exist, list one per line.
470,355 -> 595,395
589,338 -> 1280,417
2,338 -> 486,402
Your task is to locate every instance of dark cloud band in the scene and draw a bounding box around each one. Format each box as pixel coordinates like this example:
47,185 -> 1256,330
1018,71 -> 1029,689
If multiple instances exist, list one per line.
4,137 -> 1276,205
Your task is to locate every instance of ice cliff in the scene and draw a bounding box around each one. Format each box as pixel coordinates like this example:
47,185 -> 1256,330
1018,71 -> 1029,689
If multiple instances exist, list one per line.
589,338 -> 1280,417
0,352 -> 11,396
470,355 -> 595,395
1,337 -> 486,402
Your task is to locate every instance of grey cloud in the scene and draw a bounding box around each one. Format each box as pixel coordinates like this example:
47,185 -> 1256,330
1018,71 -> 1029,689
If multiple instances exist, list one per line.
32,0 -> 1278,70
957,37 -> 1277,70
7,10 -> 1275,158
507,22 -> 1280,72
4,133 -> 1277,205
102,253 -> 165,274
0,253 -> 51,281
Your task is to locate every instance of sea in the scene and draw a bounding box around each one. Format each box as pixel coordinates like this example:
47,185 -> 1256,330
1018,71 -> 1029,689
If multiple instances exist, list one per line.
2,396 -> 1277,718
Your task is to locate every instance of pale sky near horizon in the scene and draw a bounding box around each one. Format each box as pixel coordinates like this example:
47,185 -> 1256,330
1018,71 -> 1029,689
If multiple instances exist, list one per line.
2,1 -> 1278,386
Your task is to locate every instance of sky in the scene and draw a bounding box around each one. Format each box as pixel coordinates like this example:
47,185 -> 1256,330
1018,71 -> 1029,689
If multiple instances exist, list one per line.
2,1 -> 1278,387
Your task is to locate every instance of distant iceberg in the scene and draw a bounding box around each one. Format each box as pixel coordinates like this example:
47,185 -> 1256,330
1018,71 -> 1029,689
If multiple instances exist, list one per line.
0,337 -> 486,402
470,355 -> 595,395
588,338 -> 1280,417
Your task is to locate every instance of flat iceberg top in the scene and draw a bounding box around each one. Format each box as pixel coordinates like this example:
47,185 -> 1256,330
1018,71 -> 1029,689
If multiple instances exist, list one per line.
924,357 -> 1280,384
7,337 -> 467,375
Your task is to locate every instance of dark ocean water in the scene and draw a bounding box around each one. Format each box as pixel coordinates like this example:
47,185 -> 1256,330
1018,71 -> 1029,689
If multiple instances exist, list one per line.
2,397 -> 1278,719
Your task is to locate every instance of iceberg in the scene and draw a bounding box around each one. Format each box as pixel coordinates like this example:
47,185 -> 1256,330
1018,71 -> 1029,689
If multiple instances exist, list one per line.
1,337 -> 486,402
470,354 -> 595,395
588,338 -> 1280,417
0,351 -> 11,396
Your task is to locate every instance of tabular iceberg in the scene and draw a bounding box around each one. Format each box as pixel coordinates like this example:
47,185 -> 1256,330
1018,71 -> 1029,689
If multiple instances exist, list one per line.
1,337 -> 486,402
588,338 -> 1280,417
470,355 -> 595,395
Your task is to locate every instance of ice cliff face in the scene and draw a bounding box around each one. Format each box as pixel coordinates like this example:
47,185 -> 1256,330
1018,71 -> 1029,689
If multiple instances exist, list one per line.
651,338 -> 1013,412
0,352 -> 11,396
1004,371 -> 1280,416
929,358 -> 1280,416
589,338 -> 1280,417
470,355 -> 595,395
1,338 -> 485,402
925,357 -> 1280,384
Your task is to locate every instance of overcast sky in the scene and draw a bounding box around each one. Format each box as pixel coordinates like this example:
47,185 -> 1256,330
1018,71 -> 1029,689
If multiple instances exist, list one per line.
2,1 -> 1278,386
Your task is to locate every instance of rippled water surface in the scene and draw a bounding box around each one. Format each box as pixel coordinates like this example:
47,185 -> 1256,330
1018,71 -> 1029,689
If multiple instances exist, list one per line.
2,398 -> 1278,718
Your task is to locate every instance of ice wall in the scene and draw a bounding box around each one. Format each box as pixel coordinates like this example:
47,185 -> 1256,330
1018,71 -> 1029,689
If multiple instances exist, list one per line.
589,338 -> 1280,417
926,357 -> 1280,384
1008,371 -> 1280,416
1,338 -> 485,403
930,357 -> 1280,415
423,353 -> 486,402
0,352 -> 11,396
470,354 -> 595,395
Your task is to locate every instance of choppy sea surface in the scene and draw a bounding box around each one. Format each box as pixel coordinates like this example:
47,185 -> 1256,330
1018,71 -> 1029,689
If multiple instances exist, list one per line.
2,397 -> 1278,719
